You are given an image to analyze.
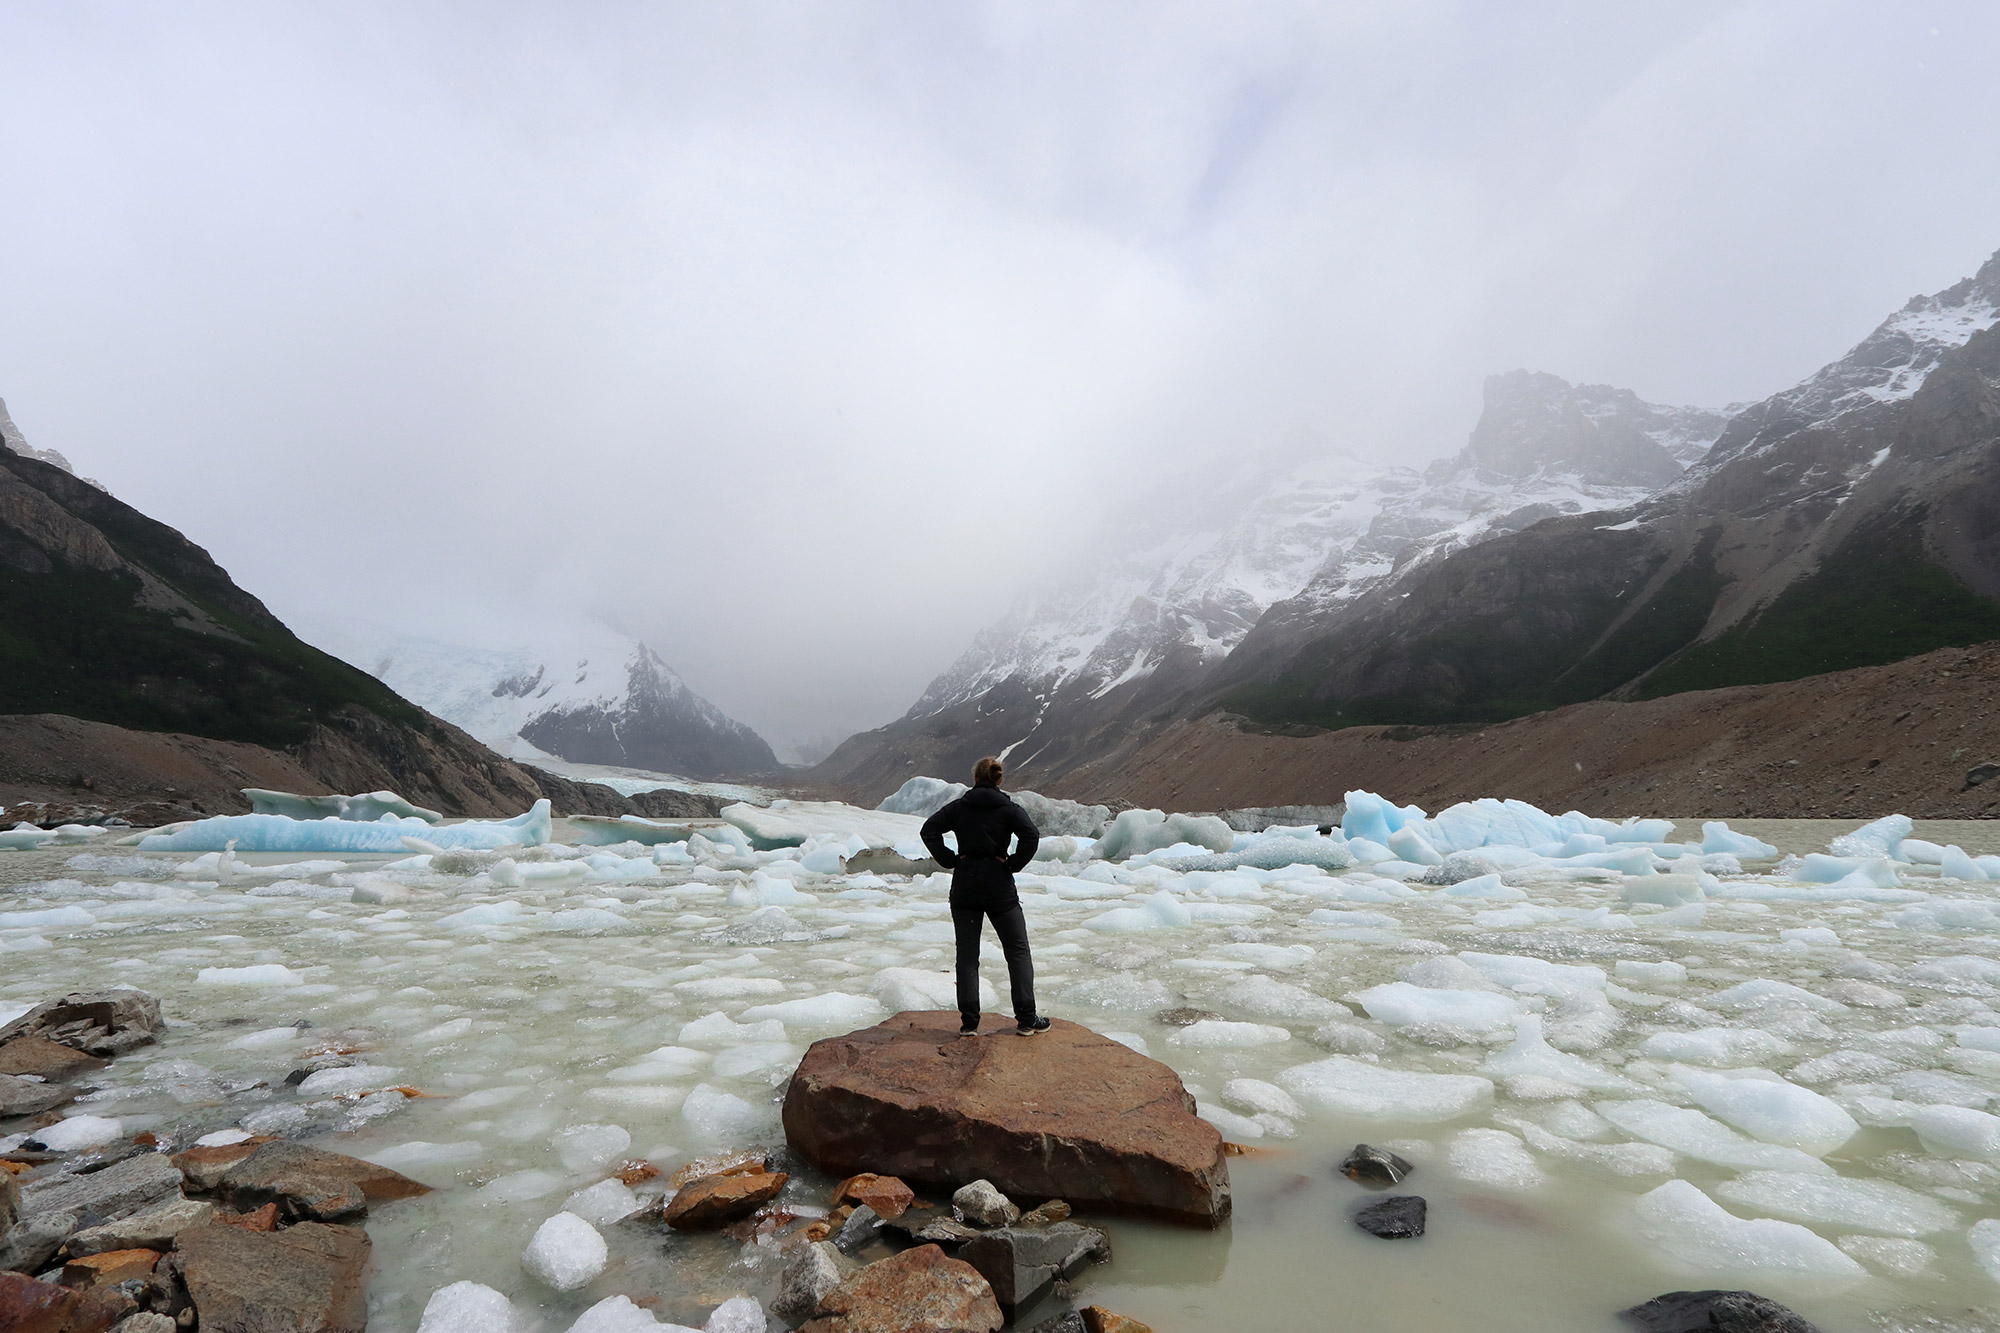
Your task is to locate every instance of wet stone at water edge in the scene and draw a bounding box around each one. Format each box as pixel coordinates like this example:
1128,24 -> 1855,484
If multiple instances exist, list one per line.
1339,1143 -> 1412,1187
1353,1195 -> 1426,1239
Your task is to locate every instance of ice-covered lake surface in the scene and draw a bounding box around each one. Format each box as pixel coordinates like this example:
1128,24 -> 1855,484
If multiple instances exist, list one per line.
7,802 -> 2000,1332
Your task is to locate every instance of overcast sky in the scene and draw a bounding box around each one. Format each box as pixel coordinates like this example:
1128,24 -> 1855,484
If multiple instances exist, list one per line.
4,1 -> 1998,756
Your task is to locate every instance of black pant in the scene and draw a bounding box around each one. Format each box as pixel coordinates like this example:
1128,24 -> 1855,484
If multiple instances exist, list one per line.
951,896 -> 1036,1025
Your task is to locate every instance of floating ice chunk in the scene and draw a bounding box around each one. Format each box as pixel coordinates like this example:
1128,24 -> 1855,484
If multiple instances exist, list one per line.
727,871 -> 818,908
1278,1057 -> 1493,1122
1216,975 -> 1347,1023
739,993 -> 884,1027
1222,1078 -> 1304,1120
523,1212 -> 607,1291
543,908 -> 633,933
248,788 -> 443,823
1778,926 -> 1841,947
418,1281 -> 527,1333
1386,826 -> 1443,866
1890,900 -> 2000,931
1446,1128 -> 1544,1189
1458,952 -> 1607,998
1481,1016 -> 1633,1090
1709,979 -> 1842,1012
1839,1235 -> 1938,1278
195,1128 -> 255,1147
1828,813 -> 1912,860
877,777 -> 967,817
563,1178 -> 647,1226
682,1084 -> 768,1143
1196,1101 -> 1265,1140
0,905 -> 96,931
363,1141 -> 484,1170
554,1123 -> 632,1172
1596,1100 -> 1833,1174
1352,983 -> 1519,1033
1613,960 -> 1687,986
1341,791 -> 1426,845
1632,1180 -> 1863,1276
197,964 -> 305,987
868,967 -> 997,1013
1941,845 -> 1992,882
1701,822 -> 1779,858
1909,1104 -> 2000,1160
297,1065 -> 401,1096
675,977 -> 787,1001
1972,1219 -> 2000,1286
1795,853 -> 1901,887
1210,943 -> 1314,971
703,1297 -> 765,1333
1669,1067 -> 1857,1154
678,1013 -> 787,1046
719,799 -> 924,852
0,825 -> 57,851
1961,1028 -> 2000,1053
1439,874 -> 1525,901
438,902 -> 530,930
33,1114 -> 122,1150
1095,810 -> 1236,860
1083,892 -> 1193,933
1900,838 -> 1946,864
567,1296 -> 701,1333
1713,1170 -> 1957,1236
1168,1020 -> 1292,1048
143,801 -> 552,853
480,1170 -> 566,1203
1620,875 -> 1705,907
712,1043 -> 798,1077
1637,1028 -> 1793,1066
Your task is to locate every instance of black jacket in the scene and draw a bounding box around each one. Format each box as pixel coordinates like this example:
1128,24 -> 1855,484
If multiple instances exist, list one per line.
920,784 -> 1040,904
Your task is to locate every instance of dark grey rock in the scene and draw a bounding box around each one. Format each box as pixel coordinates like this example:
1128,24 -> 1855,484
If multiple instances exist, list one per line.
771,1240 -> 853,1321
832,1204 -> 881,1255
1028,1315 -> 1087,1333
164,1221 -> 370,1333
1967,762 -> 2000,789
1619,1290 -> 1822,1333
953,1179 -> 1019,1227
1153,1008 -> 1221,1028
69,1196 -> 215,1255
959,1221 -> 1111,1315
0,1073 -> 76,1118
19,1152 -> 181,1229
0,1175 -> 13,1232
1352,1194 -> 1425,1239
1340,1144 -> 1412,1186
0,990 -> 163,1057
0,1215 -> 72,1273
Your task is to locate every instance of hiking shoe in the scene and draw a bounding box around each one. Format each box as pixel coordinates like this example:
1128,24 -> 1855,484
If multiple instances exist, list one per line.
1017,1017 -> 1051,1036
959,1018 -> 981,1036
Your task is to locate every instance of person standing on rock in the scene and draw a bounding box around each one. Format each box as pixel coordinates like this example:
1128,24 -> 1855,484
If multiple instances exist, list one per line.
920,756 -> 1049,1037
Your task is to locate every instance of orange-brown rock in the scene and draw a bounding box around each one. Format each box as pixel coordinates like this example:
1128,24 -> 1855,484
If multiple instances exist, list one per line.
831,1173 -> 916,1220
669,1151 -> 769,1188
663,1169 -> 788,1231
60,1249 -> 161,1290
799,1244 -> 1001,1333
167,1222 -> 369,1333
613,1161 -> 661,1186
0,1270 -> 124,1333
783,1013 -> 1230,1226
0,1036 -> 106,1080
169,1138 -> 279,1191
1083,1307 -> 1154,1333
211,1141 -> 431,1223
214,1202 -> 281,1232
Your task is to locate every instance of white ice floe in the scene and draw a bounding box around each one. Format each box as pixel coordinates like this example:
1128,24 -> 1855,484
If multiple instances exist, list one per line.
31,1115 -> 123,1150
1712,1170 -> 1957,1236
143,801 -> 552,853
1667,1066 -> 1858,1155
195,964 -> 305,987
1632,1180 -> 1864,1276
1279,1057 -> 1493,1122
418,1281 -> 528,1333
522,1211 -> 608,1290
1167,1020 -> 1293,1048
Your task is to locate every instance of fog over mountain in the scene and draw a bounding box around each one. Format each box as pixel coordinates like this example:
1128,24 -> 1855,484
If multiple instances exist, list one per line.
3,4 -> 1998,755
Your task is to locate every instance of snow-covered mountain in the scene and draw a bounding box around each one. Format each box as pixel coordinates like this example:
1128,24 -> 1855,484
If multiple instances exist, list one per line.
305,621 -> 778,779
816,371 -> 1731,795
0,398 -> 108,492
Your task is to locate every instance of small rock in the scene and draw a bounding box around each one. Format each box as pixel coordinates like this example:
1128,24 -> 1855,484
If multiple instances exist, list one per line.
213,1203 -> 280,1233
166,1222 -> 370,1333
0,1269 -> 127,1333
521,1212 -> 606,1292
166,1140 -> 274,1192
960,1222 -> 1111,1316
1152,1008 -> 1220,1028
772,1241 -> 855,1322
830,1173 -> 916,1221
1018,1199 -> 1071,1227
0,1037 -> 108,1081
1353,1194 -> 1426,1239
917,1218 -> 982,1246
114,1315 -> 177,1333
1,1173 -> 15,1231
0,1074 -> 77,1119
831,1204 -> 881,1254
19,1154 -> 182,1231
1618,1289 -> 1823,1333
703,1296 -> 765,1333
1966,762 -> 2000,789
953,1180 -> 1019,1228
61,1248 -> 162,1292
662,1169 -> 788,1231
212,1141 -> 431,1223
0,991 -> 164,1058
1340,1144 -> 1413,1187
798,1243 -> 1002,1333
1,1215 -> 74,1274
1081,1307 -> 1154,1333
68,1198 -> 216,1256
1028,1316 -> 1086,1333
668,1150 -> 770,1189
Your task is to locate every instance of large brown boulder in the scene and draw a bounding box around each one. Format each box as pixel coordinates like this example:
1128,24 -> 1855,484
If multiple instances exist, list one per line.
205,1142 -> 430,1223
0,1270 -> 124,1333
799,1244 -> 1001,1333
165,1222 -> 370,1333
0,991 -> 163,1057
783,1013 -> 1230,1226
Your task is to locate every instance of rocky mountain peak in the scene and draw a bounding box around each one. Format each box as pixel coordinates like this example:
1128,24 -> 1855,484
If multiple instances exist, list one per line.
1462,370 -> 1723,487
0,398 -> 108,492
